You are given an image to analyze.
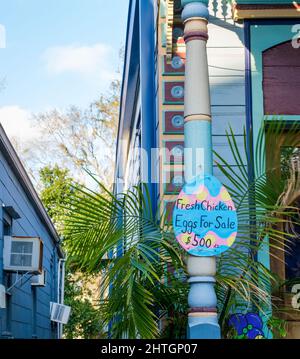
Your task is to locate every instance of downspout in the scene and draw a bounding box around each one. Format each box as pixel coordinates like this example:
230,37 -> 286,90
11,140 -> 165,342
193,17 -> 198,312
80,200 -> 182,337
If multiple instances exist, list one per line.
181,0 -> 221,339
60,258 -> 66,339
57,257 -> 66,339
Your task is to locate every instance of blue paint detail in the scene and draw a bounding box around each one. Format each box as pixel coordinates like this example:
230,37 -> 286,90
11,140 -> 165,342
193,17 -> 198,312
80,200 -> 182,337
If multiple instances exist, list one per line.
188,278 -> 218,308
185,120 -> 213,175
244,20 -> 257,264
171,115 -> 184,128
171,56 -> 184,69
139,0 -> 157,213
172,175 -> 184,187
114,0 -> 139,188
171,85 -> 184,98
171,144 -> 184,157
0,207 -> 3,285
182,0 -> 209,7
182,2 -> 209,22
228,313 -> 265,339
188,317 -> 221,339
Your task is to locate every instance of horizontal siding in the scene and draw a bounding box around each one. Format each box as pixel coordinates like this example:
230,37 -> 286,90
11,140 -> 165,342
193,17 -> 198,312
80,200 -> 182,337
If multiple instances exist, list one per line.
0,149 -> 58,339
213,135 -> 246,165
207,18 -> 247,186
211,106 -> 246,135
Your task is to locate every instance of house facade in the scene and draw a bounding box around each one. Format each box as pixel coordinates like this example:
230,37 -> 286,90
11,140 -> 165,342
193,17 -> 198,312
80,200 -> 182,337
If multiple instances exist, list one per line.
115,0 -> 300,338
0,124 -> 65,339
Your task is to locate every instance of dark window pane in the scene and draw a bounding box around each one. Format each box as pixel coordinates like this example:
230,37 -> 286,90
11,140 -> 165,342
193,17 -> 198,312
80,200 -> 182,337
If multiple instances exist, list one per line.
10,254 -> 32,267
11,241 -> 33,254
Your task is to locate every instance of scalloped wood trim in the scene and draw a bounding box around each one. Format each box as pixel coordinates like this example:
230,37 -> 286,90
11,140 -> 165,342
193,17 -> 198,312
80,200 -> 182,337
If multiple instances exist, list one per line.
166,0 -> 175,63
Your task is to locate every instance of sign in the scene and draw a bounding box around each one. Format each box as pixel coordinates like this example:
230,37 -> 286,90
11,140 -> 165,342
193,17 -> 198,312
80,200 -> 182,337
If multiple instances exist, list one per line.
173,175 -> 238,256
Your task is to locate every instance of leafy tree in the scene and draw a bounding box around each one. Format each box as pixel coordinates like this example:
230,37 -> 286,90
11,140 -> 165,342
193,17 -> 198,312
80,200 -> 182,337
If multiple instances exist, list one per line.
33,80 -> 120,188
38,165 -> 103,338
39,165 -> 74,234
63,270 -> 105,339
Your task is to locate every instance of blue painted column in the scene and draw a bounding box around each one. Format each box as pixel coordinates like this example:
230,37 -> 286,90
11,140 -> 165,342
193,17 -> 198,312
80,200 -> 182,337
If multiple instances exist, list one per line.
181,0 -> 221,339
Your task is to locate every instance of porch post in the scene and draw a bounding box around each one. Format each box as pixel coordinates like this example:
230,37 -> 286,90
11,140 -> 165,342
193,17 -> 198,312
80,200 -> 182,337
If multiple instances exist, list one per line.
181,0 -> 221,339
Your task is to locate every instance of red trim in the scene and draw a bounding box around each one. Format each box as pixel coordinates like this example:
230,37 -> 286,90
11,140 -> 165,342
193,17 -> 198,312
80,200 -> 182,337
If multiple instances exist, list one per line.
184,31 -> 208,43
235,3 -> 298,10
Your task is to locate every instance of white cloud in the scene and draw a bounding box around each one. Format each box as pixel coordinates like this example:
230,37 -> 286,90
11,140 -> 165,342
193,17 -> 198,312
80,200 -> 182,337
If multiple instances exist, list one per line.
42,43 -> 115,81
0,106 -> 38,141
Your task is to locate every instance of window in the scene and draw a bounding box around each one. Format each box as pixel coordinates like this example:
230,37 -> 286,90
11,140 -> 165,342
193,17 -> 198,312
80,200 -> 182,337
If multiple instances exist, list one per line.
266,124 -> 300,282
263,41 -> 300,115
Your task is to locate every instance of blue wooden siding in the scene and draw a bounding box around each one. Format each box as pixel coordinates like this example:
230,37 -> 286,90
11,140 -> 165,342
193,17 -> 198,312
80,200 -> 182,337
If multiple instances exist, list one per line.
206,16 -> 247,189
0,149 -> 60,339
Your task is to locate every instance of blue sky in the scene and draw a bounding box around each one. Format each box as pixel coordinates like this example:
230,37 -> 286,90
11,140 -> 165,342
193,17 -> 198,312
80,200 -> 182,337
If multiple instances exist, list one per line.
0,0 -> 129,139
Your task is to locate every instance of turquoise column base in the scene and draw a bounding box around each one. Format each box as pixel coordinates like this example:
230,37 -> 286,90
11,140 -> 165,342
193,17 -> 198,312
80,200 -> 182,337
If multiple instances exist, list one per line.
187,276 -> 221,339
188,316 -> 221,339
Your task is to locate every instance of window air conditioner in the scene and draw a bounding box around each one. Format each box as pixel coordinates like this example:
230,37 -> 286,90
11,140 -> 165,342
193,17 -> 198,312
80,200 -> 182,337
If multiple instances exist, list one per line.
3,236 -> 43,274
31,269 -> 46,287
50,302 -> 71,324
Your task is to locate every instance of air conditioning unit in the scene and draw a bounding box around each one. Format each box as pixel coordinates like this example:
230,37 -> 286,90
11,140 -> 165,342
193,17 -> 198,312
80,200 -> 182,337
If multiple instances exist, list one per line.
31,269 -> 46,287
0,284 -> 6,309
50,302 -> 71,324
3,236 -> 43,274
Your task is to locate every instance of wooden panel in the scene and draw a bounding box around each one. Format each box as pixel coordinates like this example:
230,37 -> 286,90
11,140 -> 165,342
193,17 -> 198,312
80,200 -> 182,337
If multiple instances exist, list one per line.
163,81 -> 184,104
213,165 -> 247,190
210,77 -> 245,106
263,41 -> 300,67
164,200 -> 176,224
263,83 -> 300,115
211,106 -> 246,135
162,56 -> 185,75
162,107 -> 246,135
163,111 -> 184,134
163,169 -> 184,194
263,41 -> 300,115
263,66 -> 300,82
163,140 -> 184,164
213,135 -> 246,165
207,47 -> 245,77
207,21 -> 244,49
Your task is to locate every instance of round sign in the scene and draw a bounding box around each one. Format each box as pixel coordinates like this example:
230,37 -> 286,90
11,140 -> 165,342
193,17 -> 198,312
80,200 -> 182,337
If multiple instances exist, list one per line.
173,174 -> 238,256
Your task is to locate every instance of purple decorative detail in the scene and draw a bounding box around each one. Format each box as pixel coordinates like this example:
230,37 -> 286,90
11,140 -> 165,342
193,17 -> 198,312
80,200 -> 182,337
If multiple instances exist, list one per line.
189,307 -> 217,313
163,56 -> 185,75
164,111 -> 184,134
165,140 -> 184,164
171,115 -> 184,128
184,30 -> 209,43
164,82 -> 184,104
165,201 -> 176,223
263,40 -> 300,115
228,313 -> 265,339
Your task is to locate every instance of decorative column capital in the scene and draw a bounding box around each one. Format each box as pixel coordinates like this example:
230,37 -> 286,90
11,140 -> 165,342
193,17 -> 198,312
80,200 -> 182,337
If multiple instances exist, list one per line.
181,0 -> 209,6
181,1 -> 209,21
